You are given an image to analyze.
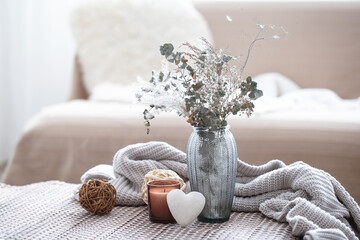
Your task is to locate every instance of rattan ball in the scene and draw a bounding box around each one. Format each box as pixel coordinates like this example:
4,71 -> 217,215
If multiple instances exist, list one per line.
78,179 -> 116,214
141,169 -> 186,204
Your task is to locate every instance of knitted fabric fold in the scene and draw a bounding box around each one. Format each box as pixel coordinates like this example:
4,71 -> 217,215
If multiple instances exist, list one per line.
75,141 -> 360,240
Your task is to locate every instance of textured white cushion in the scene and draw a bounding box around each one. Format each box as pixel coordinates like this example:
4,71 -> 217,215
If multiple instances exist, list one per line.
71,0 -> 213,94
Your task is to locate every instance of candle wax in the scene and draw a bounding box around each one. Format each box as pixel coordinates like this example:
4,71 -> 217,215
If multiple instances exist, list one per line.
149,188 -> 175,220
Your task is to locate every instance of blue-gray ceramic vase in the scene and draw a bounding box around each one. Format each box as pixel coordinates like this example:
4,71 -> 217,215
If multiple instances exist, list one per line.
187,125 -> 237,223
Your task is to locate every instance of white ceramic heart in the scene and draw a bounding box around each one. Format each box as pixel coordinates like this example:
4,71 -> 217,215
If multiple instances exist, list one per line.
167,189 -> 205,227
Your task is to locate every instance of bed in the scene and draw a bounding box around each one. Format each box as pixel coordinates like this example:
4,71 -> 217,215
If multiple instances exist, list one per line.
2,1 -> 360,205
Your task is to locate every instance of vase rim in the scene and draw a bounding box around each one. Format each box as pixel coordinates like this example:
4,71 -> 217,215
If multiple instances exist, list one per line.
192,125 -> 230,131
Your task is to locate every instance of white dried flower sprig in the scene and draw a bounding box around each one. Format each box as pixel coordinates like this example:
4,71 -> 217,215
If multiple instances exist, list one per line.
137,24 -> 287,133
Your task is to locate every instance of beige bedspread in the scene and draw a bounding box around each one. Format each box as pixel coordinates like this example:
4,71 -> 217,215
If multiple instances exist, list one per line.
2,101 -> 360,205
0,181 -> 296,239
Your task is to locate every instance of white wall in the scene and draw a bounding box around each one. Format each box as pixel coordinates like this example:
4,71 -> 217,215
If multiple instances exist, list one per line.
0,0 -> 76,163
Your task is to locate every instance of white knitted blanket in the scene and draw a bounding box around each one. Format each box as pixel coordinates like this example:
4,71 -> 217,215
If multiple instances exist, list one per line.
76,141 -> 360,240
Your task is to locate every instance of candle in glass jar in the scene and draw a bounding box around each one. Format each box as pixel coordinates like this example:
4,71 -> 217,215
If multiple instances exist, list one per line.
147,180 -> 180,223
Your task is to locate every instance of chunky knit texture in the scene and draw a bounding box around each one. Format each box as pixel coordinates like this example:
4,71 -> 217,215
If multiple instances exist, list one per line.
76,141 -> 360,240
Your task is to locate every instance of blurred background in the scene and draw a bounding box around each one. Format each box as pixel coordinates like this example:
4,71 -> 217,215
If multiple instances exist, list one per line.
0,0 -> 76,166
0,0 -> 360,202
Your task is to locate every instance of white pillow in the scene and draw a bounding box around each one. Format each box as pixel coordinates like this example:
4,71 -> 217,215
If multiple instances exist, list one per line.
253,73 -> 278,98
89,82 -> 138,103
253,72 -> 300,97
71,0 -> 213,94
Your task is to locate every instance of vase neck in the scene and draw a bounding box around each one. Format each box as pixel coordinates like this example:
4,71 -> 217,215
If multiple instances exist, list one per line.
193,125 -> 230,132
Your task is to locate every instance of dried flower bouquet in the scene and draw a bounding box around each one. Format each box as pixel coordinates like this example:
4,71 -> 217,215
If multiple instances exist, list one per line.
137,24 -> 286,133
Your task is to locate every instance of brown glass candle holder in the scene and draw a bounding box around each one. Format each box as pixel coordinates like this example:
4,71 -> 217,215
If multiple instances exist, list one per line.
147,180 -> 180,223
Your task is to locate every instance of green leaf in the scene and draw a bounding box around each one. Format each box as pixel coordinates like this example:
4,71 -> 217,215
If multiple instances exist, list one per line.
166,53 -> 175,63
255,89 -> 263,98
249,89 -> 263,100
143,109 -> 155,120
179,62 -> 187,69
160,43 -> 174,57
141,87 -> 152,93
159,72 -> 164,82
246,76 -> 252,84
186,65 -> 195,76
150,71 -> 155,83
222,55 -> 232,62
250,81 -> 257,89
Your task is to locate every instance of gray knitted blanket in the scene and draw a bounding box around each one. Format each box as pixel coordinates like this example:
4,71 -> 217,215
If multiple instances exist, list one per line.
77,141 -> 360,240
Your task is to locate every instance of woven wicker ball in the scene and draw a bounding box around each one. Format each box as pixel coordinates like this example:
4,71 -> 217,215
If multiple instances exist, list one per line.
141,169 -> 186,204
78,179 -> 116,214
